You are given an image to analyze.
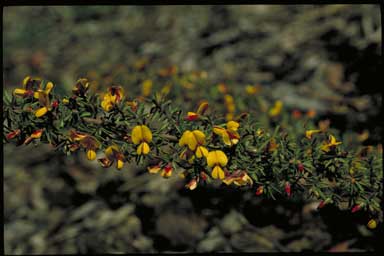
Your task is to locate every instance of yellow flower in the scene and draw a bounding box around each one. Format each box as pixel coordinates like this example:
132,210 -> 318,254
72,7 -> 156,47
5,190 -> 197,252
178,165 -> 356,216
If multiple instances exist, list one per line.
224,94 -> 235,113
141,79 -> 153,97
305,129 -> 322,139
185,101 -> 209,121
87,149 -> 97,160
207,150 -> 228,180
98,145 -> 125,170
160,83 -> 172,96
131,125 -> 152,155
69,130 -> 100,161
179,130 -> 209,158
367,219 -> 377,229
245,85 -> 261,95
101,86 -> 124,112
13,76 -> 42,98
321,135 -> 342,152
160,164 -> 173,178
222,170 -> 253,186
269,100 -> 283,117
147,164 -> 161,174
34,82 -> 55,118
79,136 -> 100,161
213,121 -> 240,146
72,78 -> 90,96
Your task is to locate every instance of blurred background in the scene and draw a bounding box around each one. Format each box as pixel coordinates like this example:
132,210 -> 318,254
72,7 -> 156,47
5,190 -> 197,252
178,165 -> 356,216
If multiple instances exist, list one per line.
3,5 -> 382,253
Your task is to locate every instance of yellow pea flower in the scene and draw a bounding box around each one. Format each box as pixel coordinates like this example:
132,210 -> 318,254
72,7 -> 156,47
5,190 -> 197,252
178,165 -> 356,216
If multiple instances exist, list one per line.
245,85 -> 261,95
101,86 -> 124,112
179,130 -> 209,158
72,78 -> 90,97
69,130 -> 100,161
269,100 -> 283,117
147,164 -> 161,174
185,101 -> 209,121
98,145 -> 125,170
131,125 -> 152,155
305,129 -> 322,139
224,94 -> 235,113
222,170 -> 253,186
13,76 -> 42,98
141,79 -> 153,97
79,135 -> 100,161
321,135 -> 342,152
34,82 -> 55,118
160,83 -> 172,96
213,121 -> 240,146
160,164 -> 173,178
87,149 -> 97,160
207,150 -> 228,180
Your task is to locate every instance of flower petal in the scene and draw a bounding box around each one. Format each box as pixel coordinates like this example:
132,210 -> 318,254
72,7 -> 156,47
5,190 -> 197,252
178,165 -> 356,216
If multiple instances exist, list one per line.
141,125 -> 152,143
35,107 -> 48,118
116,159 -> 124,170
131,125 -> 143,144
216,150 -> 228,166
137,142 -> 150,155
212,165 -> 225,180
192,130 -> 206,145
227,121 -> 239,132
13,88 -> 27,96
179,130 -> 191,147
45,82 -> 54,94
87,149 -> 97,161
213,126 -> 226,136
196,146 -> 208,158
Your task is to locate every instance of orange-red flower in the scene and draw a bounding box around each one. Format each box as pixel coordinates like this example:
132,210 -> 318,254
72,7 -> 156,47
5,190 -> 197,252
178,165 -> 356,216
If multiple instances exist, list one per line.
222,170 -> 253,187
6,129 -> 21,140
255,186 -> 264,196
213,121 -> 240,146
185,100 -> 209,121
24,129 -> 44,145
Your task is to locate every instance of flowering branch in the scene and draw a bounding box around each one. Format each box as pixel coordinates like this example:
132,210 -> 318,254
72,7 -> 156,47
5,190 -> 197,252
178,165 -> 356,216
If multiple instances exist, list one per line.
3,76 -> 383,229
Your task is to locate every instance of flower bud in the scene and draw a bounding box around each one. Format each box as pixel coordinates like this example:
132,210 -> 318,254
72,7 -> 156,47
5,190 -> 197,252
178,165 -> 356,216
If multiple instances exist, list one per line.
351,204 -> 363,213
297,163 -> 304,172
367,219 -> 377,229
255,186 -> 264,196
285,182 -> 291,197
6,129 -> 21,140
